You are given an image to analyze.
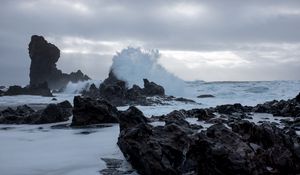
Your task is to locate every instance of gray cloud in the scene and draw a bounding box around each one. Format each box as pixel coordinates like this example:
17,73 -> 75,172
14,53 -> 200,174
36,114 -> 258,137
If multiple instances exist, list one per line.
0,0 -> 300,85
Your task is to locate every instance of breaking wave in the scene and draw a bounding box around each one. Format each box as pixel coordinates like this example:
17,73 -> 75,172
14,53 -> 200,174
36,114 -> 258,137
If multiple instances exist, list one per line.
110,47 -> 185,96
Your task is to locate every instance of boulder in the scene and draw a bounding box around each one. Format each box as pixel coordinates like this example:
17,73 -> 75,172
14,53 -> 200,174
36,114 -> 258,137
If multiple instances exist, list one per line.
71,96 -> 119,126
142,79 -> 165,96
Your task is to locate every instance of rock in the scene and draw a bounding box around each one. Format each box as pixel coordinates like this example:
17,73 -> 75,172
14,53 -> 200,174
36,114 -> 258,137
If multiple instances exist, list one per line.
197,94 -> 215,98
142,79 -> 164,96
188,109 -> 214,121
100,158 -> 135,175
0,101 -> 72,124
4,82 -> 52,97
174,97 -> 197,104
118,114 -> 300,174
214,103 -> 251,114
71,96 -> 119,126
28,35 -> 89,90
118,109 -> 196,175
118,106 -> 148,130
33,104 -> 68,124
296,92 -> 300,103
51,98 -> 57,101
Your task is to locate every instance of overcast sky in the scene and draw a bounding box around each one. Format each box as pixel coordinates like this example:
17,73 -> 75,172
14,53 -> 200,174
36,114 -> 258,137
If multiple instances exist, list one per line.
0,0 -> 300,85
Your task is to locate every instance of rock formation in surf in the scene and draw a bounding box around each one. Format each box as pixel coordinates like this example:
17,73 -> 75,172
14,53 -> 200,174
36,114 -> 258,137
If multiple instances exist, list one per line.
29,35 -> 90,90
83,70 -> 196,106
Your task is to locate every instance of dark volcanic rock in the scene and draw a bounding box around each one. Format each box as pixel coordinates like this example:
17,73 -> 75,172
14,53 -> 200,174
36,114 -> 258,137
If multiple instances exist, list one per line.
197,94 -> 215,98
142,79 -> 164,96
118,110 -> 300,175
84,70 -> 196,106
118,106 -> 148,130
28,35 -> 90,90
118,107 -> 196,175
253,97 -> 300,117
4,82 -> 52,97
71,96 -> 119,126
0,101 -> 72,124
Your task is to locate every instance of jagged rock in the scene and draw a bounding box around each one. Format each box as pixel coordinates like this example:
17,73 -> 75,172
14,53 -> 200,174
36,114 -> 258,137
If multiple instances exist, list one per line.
28,35 -> 90,90
4,82 -> 52,97
253,97 -> 300,117
119,106 -> 148,130
142,79 -> 164,96
118,107 -> 196,175
214,103 -> 252,115
118,111 -> 300,175
0,101 -> 72,124
197,94 -> 215,98
296,92 -> 300,103
71,96 -> 119,126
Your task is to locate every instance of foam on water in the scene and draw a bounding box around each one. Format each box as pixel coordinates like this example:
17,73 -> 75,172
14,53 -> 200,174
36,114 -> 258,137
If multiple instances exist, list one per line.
63,80 -> 102,94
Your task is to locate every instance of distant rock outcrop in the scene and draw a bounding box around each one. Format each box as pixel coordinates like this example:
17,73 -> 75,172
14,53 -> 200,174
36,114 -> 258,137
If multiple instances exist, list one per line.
28,35 -> 90,90
4,82 -> 52,97
83,70 -> 196,106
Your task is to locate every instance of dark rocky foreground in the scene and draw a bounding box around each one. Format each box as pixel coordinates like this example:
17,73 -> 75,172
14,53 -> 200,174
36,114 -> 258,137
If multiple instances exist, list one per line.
83,71 -> 197,106
0,101 -> 72,124
118,106 -> 300,175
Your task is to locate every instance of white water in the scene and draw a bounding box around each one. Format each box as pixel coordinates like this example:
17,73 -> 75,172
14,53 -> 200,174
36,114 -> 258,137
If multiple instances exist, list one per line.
0,80 -> 299,175
111,47 -> 185,96
63,80 -> 102,94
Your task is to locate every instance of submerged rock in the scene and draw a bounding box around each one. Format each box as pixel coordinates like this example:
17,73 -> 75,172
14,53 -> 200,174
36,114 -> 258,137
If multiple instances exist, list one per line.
71,96 -> 119,126
197,94 -> 215,98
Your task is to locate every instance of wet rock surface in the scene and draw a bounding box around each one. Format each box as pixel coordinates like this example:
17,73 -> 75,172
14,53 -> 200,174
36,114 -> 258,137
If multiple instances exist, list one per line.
83,71 -> 196,106
197,94 -> 215,98
4,82 -> 53,97
118,107 -> 300,175
0,101 -> 72,124
71,96 -> 119,126
100,158 -> 135,175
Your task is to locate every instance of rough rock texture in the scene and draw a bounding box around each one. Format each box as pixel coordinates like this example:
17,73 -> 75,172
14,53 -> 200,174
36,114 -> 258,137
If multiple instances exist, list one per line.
29,35 -> 90,90
253,98 -> 300,117
142,79 -> 165,96
0,101 -> 72,124
83,71 -> 196,106
118,108 -> 300,175
71,96 -> 119,126
4,82 -> 52,97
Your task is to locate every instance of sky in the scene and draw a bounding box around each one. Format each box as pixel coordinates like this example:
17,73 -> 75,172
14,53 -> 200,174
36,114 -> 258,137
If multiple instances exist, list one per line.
0,0 -> 300,85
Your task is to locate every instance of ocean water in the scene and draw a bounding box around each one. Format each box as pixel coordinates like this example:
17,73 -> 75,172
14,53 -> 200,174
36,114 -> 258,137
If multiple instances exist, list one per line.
0,80 -> 299,175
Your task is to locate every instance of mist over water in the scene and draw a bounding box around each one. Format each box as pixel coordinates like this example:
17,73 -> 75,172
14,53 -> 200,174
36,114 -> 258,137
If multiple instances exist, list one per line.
63,80 -> 102,94
111,47 -> 186,96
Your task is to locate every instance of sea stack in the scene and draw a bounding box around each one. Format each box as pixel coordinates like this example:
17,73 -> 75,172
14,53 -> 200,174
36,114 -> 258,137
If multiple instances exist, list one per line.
28,35 -> 90,90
